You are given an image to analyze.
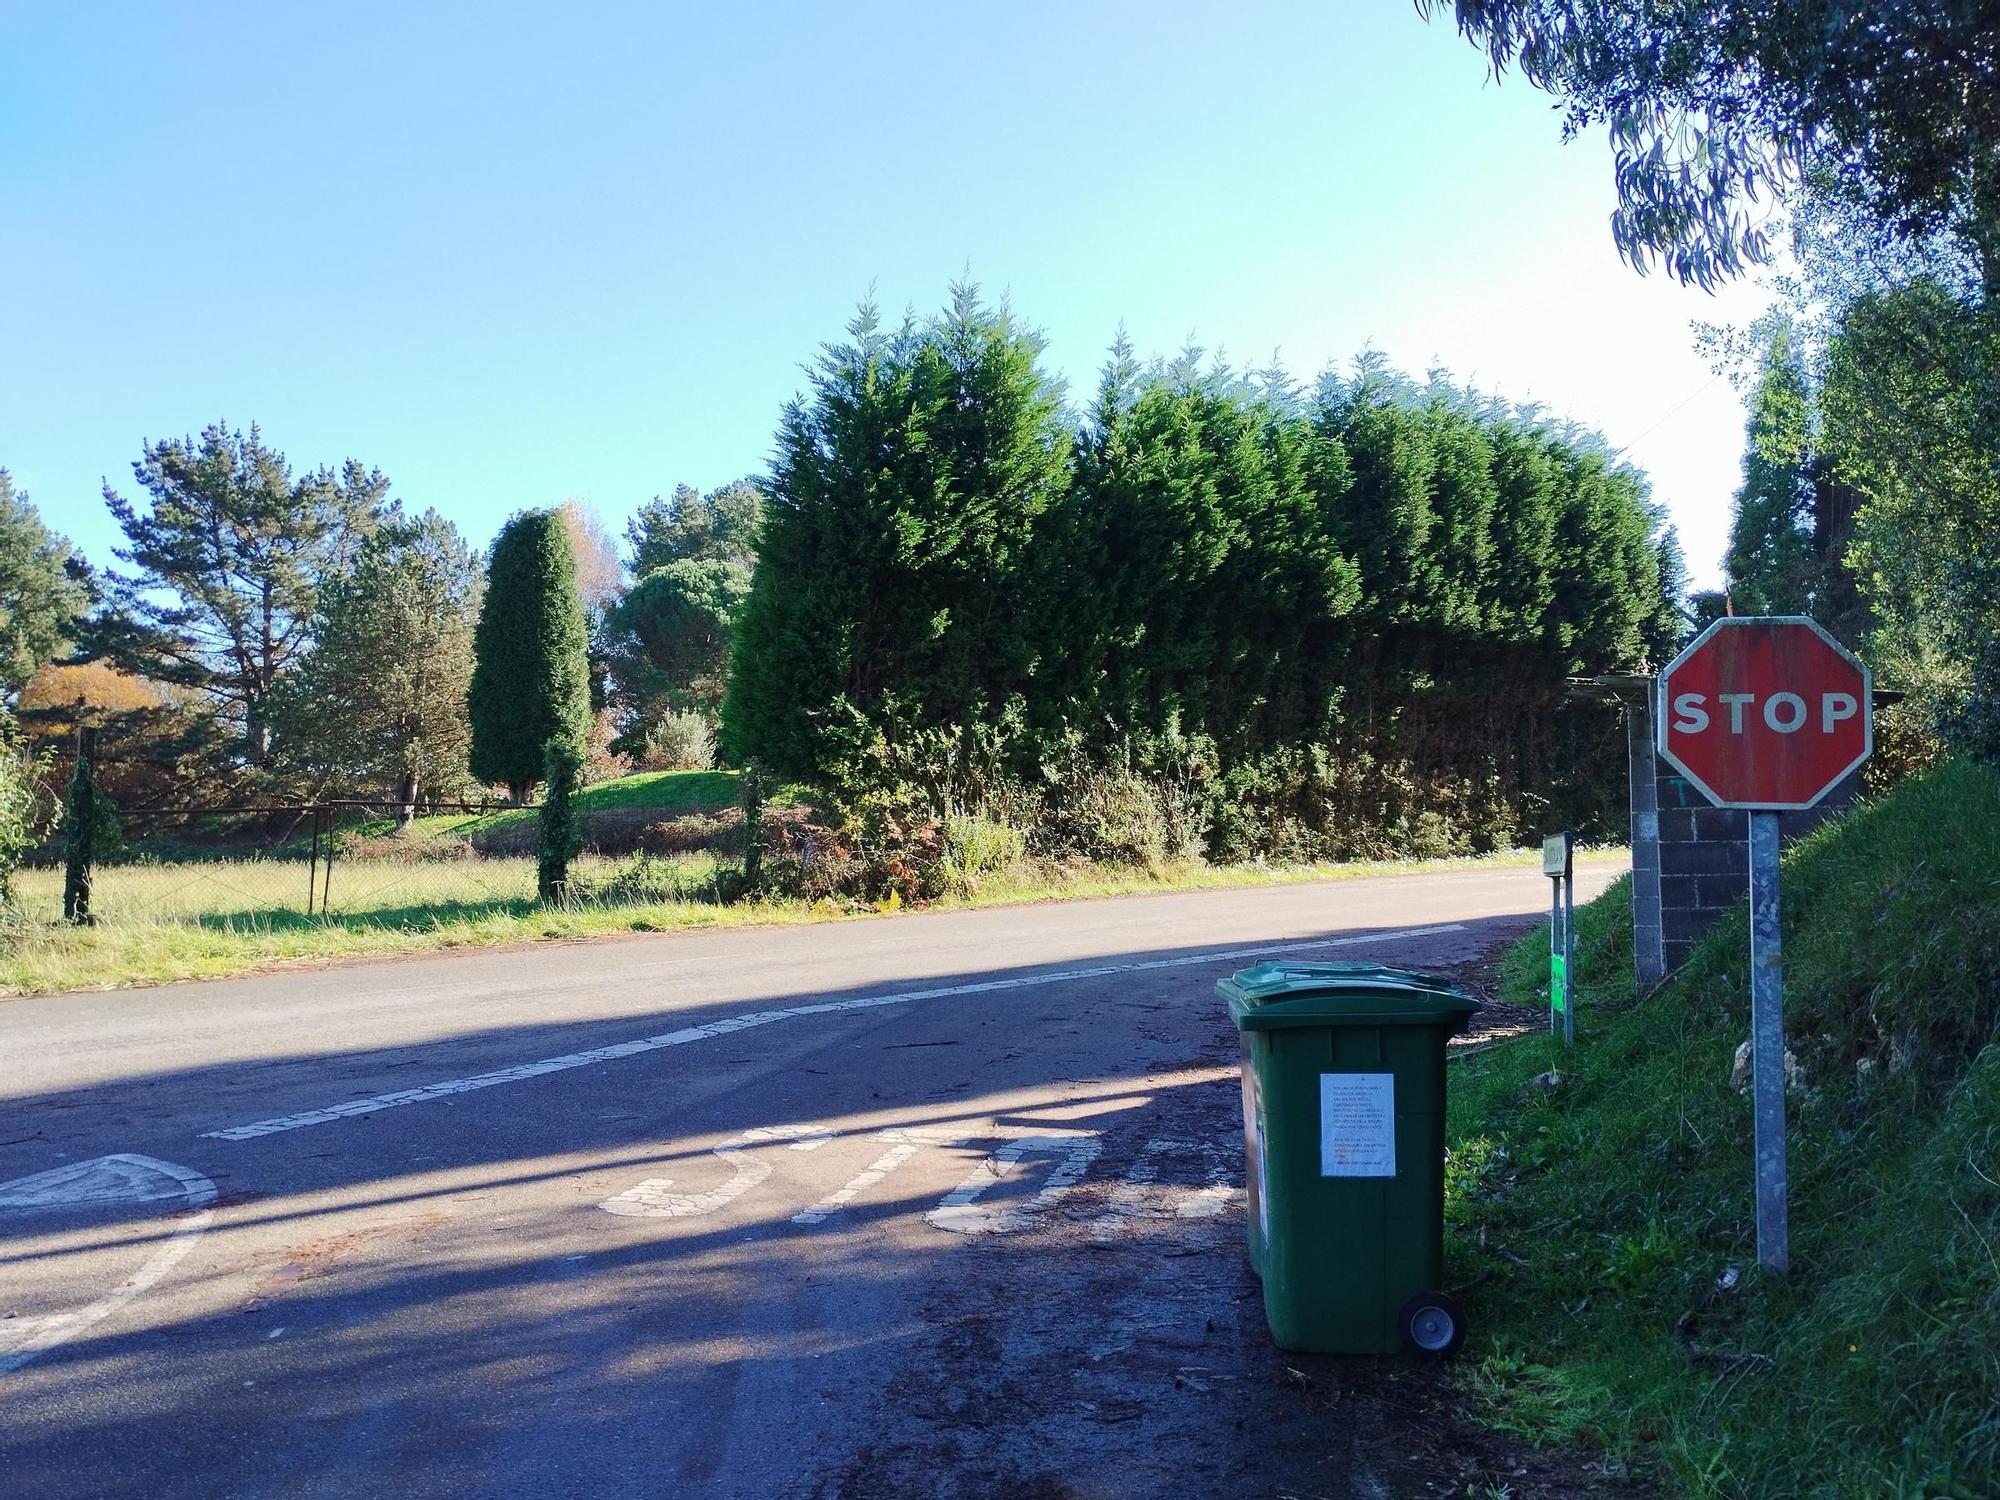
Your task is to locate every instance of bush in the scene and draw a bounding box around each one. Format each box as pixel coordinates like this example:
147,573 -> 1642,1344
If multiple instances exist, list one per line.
570,852 -> 713,905
581,708 -> 632,786
939,810 -> 1026,896
0,725 -> 52,909
638,711 -> 716,772
1206,744 -> 1525,865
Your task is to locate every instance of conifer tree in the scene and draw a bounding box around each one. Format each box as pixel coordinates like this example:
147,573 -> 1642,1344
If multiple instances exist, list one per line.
468,509 -> 590,801
100,423 -> 384,762
604,558 -> 749,726
723,286 -> 1069,782
1725,333 -> 1819,616
0,470 -> 94,699
626,480 -> 765,573
275,510 -> 480,815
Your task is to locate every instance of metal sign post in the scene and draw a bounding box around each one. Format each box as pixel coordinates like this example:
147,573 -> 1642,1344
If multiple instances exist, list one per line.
1656,616 -> 1872,1278
1542,832 -> 1573,1044
1747,810 -> 1787,1273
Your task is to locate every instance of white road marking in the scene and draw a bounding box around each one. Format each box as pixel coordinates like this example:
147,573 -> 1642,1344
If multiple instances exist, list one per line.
0,1155 -> 217,1377
0,1153 -> 213,1212
201,924 -> 1465,1142
790,1128 -> 963,1225
1089,1139 -> 1238,1239
927,1133 -> 1103,1235
598,1124 -> 832,1218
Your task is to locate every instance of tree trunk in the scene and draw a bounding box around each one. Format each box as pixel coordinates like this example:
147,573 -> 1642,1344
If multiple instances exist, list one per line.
395,768 -> 419,829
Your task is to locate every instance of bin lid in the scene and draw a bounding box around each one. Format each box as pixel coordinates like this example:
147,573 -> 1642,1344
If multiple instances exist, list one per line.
1219,960 -> 1480,1031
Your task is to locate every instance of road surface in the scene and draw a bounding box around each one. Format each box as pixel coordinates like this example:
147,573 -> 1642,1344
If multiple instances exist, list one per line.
0,862 -> 1620,1499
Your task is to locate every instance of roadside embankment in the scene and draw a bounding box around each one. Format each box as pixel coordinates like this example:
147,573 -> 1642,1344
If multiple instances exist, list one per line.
1445,759 -> 2000,1496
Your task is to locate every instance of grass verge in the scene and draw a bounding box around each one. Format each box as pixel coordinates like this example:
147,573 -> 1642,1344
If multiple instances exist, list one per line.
1445,759 -> 2000,1497
3,845 -> 1604,999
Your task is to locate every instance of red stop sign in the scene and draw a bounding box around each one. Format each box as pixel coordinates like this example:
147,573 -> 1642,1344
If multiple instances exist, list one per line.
1657,617 -> 1872,810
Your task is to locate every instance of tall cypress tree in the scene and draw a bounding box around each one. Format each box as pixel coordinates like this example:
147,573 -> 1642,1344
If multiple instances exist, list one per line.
1725,332 -> 1818,616
723,285 -> 1070,783
468,509 -> 590,801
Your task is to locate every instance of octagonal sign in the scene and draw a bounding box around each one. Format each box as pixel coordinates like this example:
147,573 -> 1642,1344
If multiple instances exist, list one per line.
1657,616 -> 1872,810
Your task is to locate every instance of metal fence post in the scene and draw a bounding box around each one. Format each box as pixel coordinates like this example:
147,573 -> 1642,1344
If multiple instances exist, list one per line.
321,806 -> 337,916
1549,874 -> 1562,1036
307,806 -> 323,916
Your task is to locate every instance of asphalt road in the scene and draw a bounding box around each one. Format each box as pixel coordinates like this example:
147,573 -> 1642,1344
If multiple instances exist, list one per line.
1,862 -> 1620,1499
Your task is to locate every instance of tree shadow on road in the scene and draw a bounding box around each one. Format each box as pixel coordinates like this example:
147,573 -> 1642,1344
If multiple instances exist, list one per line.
0,912 -> 1564,1499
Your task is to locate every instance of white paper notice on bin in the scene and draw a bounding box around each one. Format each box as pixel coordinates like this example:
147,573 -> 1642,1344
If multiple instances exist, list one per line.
1319,1072 -> 1396,1177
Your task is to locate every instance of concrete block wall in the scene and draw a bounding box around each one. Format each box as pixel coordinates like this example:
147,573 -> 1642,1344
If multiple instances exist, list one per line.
1655,765 -> 1862,969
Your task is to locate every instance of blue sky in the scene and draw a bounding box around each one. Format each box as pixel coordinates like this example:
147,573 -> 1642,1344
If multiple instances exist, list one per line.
1,2 -> 1769,587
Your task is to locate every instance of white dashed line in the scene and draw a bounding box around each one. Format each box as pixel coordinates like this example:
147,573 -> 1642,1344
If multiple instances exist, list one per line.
201,924 -> 1464,1143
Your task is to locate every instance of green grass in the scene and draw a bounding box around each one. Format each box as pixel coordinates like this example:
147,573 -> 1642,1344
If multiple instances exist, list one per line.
1,843 -> 1615,998
1445,759 -> 2000,1497
388,767 -> 742,840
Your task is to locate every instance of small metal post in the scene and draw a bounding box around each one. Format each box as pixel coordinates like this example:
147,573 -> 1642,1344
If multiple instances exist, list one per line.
1748,810 -> 1789,1276
321,808 -> 336,916
306,807 -> 322,916
1549,875 -> 1563,1035
1562,843 -> 1576,1047
62,725 -> 98,925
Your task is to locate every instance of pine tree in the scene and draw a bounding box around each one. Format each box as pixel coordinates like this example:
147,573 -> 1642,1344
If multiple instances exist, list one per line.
604,558 -> 750,727
0,470 -> 94,699
626,480 -> 765,573
100,423 -> 384,762
273,510 -> 481,815
468,509 -> 591,801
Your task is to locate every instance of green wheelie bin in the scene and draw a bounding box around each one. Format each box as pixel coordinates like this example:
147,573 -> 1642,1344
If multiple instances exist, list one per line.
1219,961 -> 1479,1356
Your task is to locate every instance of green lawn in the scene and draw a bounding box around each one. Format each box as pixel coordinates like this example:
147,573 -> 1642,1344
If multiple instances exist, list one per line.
1444,760 -> 2000,1497
389,767 -> 742,840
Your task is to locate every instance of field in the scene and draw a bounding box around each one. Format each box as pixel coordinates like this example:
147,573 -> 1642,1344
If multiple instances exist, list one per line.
1,765 -> 1584,996
12,851 -> 725,929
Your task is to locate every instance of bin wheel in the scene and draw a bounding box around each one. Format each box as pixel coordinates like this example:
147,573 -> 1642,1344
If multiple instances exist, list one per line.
1399,1291 -> 1465,1356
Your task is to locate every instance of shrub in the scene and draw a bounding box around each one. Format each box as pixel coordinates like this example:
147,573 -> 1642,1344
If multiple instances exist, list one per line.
0,724 -> 52,909
581,708 -> 631,786
939,810 -> 1026,896
638,711 -> 716,772
571,852 -> 712,905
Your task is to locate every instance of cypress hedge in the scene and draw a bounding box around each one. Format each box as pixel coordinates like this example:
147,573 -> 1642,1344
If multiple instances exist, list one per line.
724,289 -> 1685,853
